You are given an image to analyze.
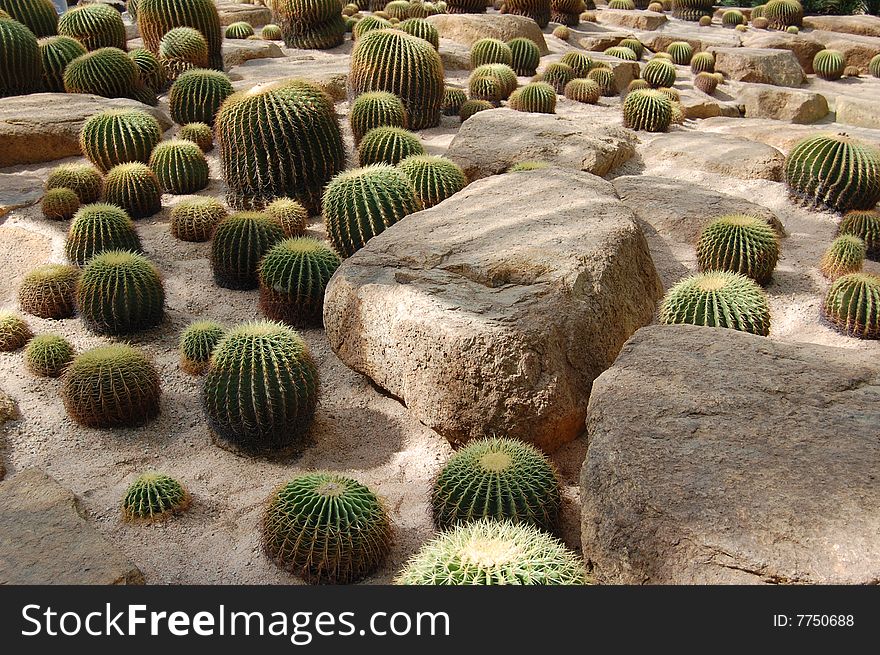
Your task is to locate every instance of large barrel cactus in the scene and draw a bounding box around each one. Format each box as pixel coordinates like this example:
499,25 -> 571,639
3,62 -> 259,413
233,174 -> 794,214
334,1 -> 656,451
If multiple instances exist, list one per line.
274,0 -> 346,50
623,89 -> 672,132
0,17 -> 43,97
80,109 -> 162,173
216,80 -> 346,211
58,3 -> 126,52
39,35 -> 88,92
65,203 -> 143,265
0,0 -> 57,37
137,0 -> 223,70
102,162 -> 163,219
349,29 -> 444,131
168,68 -> 234,126
502,0 -> 551,28
211,212 -> 286,290
64,47 -> 158,105
158,26 -> 209,80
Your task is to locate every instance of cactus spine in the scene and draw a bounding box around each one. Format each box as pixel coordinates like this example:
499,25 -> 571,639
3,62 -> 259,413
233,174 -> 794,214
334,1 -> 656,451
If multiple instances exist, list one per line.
65,203 -> 143,266
168,68 -> 234,126
102,163 -> 163,219
149,139 -> 209,194
821,273 -> 880,339
696,214 -> 780,285
509,82 -> 557,114
623,89 -> 672,132
0,0 -> 58,38
58,3 -> 126,52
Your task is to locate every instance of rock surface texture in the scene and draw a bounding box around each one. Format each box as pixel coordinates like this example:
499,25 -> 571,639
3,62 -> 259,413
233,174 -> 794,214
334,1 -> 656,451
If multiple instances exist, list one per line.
427,14 -> 549,55
737,84 -> 829,124
709,47 -> 806,87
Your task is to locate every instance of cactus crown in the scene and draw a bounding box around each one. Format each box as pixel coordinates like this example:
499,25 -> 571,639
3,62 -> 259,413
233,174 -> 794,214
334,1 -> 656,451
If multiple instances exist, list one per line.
820,235 -> 865,280
103,162 -> 163,219
25,334 -> 75,378
122,473 -> 190,522
18,264 -> 80,320
509,82 -> 557,114
696,214 -> 780,285
0,311 -> 32,352
170,197 -> 227,242
65,203 -> 142,265
179,320 -> 225,375
821,273 -> 880,340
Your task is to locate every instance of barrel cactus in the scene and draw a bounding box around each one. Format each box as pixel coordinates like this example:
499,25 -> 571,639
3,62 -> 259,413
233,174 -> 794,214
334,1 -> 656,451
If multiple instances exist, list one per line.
821,273 -> 879,339
65,203 -> 142,265
690,51 -> 715,74
397,154 -> 467,209
0,17 -> 43,97
0,312 -> 32,352
148,139 -> 209,195
62,344 -> 161,427
122,473 -> 190,521
538,62 -> 575,94
509,82 -> 557,114
813,49 -> 845,81
128,48 -> 166,93
666,41 -> 694,65
470,38 -> 512,68
502,0 -> 551,26
442,86 -> 467,116
258,238 -> 342,327
764,0 -> 802,30
385,0 -> 412,18
659,271 -> 772,336
358,126 -> 425,166
784,134 -> 880,213
605,46 -> 638,62
25,334 -> 74,378
0,0 -> 58,37
550,0 -> 584,25
177,122 -> 213,152
696,214 -> 780,285
261,24 -> 282,40
694,70 -> 718,95
607,0 -> 635,7
225,21 -> 254,39
586,66 -> 616,96
820,235 -> 865,280
623,89 -> 672,132
671,0 -> 713,21
42,188 -> 81,221
560,51 -> 593,78
722,9 -> 744,26
274,0 -> 346,50
77,250 -> 165,335
47,163 -> 104,204
203,321 -> 320,454
838,210 -> 879,261
564,78 -> 601,104
507,37 -> 540,76
468,74 -> 504,105
618,38 -> 644,59
39,35 -> 88,92
471,63 -> 518,99
349,91 -> 408,144
64,48 -> 157,105
352,15 -> 391,40
103,162 -> 163,219
445,0 -> 487,11
627,79 -> 651,93
399,18 -> 439,49
158,26 -> 208,80
262,473 -> 391,584
210,212 -> 285,289
216,81 -> 346,211
19,264 -> 80,319
870,54 -> 880,78
459,99 -> 494,121
432,438 -> 562,532
395,518 -> 587,585
170,197 -> 227,242
179,320 -> 225,374
168,68 -> 234,126
58,3 -> 126,51
266,198 -> 309,237
349,29 -> 445,130
137,0 -> 223,70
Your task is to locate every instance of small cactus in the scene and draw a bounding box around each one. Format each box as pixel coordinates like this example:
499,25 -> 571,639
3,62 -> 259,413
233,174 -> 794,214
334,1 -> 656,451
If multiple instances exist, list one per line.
752,16 -> 769,29
508,81 -> 557,113
46,163 -> 104,204
507,37 -> 540,76
177,122 -> 214,152
42,188 -> 81,221
399,17 -> 439,49
358,126 -> 425,166
58,3 -> 126,52
397,154 -> 467,209
764,0 -> 802,30
565,78 -> 601,104
696,214 -> 780,285
225,21 -> 254,39
349,91 -> 408,145
102,162 -> 163,219
669,100 -> 686,124
128,48 -> 166,93
698,14 -> 711,26
39,35 -> 87,92
62,344 -> 160,427
666,41 -> 694,65
471,63 -> 518,99
587,66 -> 616,96
168,69 -> 234,127
25,334 -> 74,377
623,88 -> 672,132
122,473 -> 190,522
648,2 -> 664,11
266,198 -> 309,237
0,312 -> 32,352
813,49 -> 845,81
838,210 -> 880,261
170,197 -> 227,242
468,74 -> 505,105
148,139 -> 209,195
552,26 -> 570,41
560,51 -> 593,78
459,99 -> 494,121
64,47 -> 157,105
722,9 -> 745,26
179,320 -> 225,375
619,38 -> 645,59
694,70 -> 718,94
843,65 -> 860,78
211,212 -> 286,290
821,273 -> 880,339
672,0 -> 713,21
659,86 -> 681,102
0,16 -> 43,97
819,235 -> 865,279
690,51 -> 715,74
538,62 -> 575,94
80,109 -> 162,173
274,0 -> 346,49
441,86 -> 467,116
261,24 -> 282,40
0,0 -> 58,38
137,0 -> 223,70
18,264 -> 80,319
604,46 -> 638,61
65,203 -> 142,265
158,26 -> 209,80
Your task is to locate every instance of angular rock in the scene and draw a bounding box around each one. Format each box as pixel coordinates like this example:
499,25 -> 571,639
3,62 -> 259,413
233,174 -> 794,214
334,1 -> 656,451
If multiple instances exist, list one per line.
807,30 -> 880,73
0,174 -> 43,218
577,32 -> 632,53
581,324 -> 880,585
324,168 -> 663,451
637,30 -> 741,54
427,14 -> 549,55
595,9 -> 668,31
741,32 -> 824,73
0,469 -> 145,584
223,38 -> 284,69
836,95 -> 880,130
438,39 -> 471,71
217,3 -> 272,28
709,47 -> 805,87
445,108 -> 636,181
678,88 -> 741,120
0,94 -> 171,168
803,14 -> 880,38
639,130 -> 785,181
737,83 -> 829,124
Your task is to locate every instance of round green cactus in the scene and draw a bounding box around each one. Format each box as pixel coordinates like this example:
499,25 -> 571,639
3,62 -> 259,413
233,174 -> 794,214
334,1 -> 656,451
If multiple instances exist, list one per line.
721,9 -> 744,26
838,210 -> 879,261
266,198 -> 309,237
42,188 -> 81,221
25,334 -> 74,378
349,29 -> 445,131
459,98 -> 494,121
627,78 -> 651,93
170,196 -> 227,242
659,271 -> 772,336
445,0 -> 487,11
80,109 -> 162,173
507,37 -> 540,76
820,235 -> 865,280
503,0 -> 551,27
0,312 -> 32,352
0,16 -> 43,97
137,0 -> 223,70
384,0 -> 412,19
604,46 -> 638,62
671,0 -> 713,21
19,264 -> 80,319
64,47 -> 157,105
47,163 -> 104,204
148,139 -> 209,195
274,0 -> 346,49
179,320 -> 225,374
468,74 -> 504,104
618,38 -> 644,59
216,80 -> 346,211
128,48 -> 166,93
399,17 -> 439,50
694,70 -> 718,95
62,344 -> 161,427
122,473 -> 190,521
77,250 -> 165,335
398,154 -> 467,209
608,0 -> 635,7
764,0 -> 802,30
262,473 -> 391,584
158,26 -> 209,80
752,4 -> 766,17
659,86 -> 680,102
470,38 -> 513,68
623,88 -> 672,132
177,121 -> 213,152
258,237 -> 342,327
261,24 -> 282,40
323,164 -> 422,257
168,68 -> 234,127
551,0 -> 584,26
813,49 -> 845,81
39,35 -> 88,92
442,86 -> 467,116
0,0 -> 58,37
559,51 -> 593,78
784,134 -> 880,213
870,54 -> 880,78
472,63 -> 518,99
509,81 -> 557,113
690,51 -> 715,74
211,212 -> 286,289
821,273 -> 879,339
103,162 -> 163,219
349,91 -> 408,145
666,41 -> 694,65
586,66 -> 616,96
225,21 -> 254,39
58,3 -> 126,51
564,78 -> 601,104
203,321 -> 320,454
396,518 -> 587,585
65,203 -> 142,265
352,15 -> 391,40
432,437 -> 562,532
538,62 -> 575,94
358,126 -> 425,167
696,214 -> 780,285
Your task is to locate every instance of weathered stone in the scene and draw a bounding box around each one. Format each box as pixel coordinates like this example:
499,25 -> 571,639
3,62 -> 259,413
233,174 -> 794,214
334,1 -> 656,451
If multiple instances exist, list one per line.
807,30 -> 880,73
803,14 -> 880,38
639,130 -> 785,181
709,47 -> 805,87
581,325 -> 880,585
678,88 -> 741,120
698,116 -> 880,152
0,469 -> 145,584
217,3 -> 272,28
637,30 -> 741,54
229,53 -> 350,100
741,32 -> 824,73
438,39 -> 472,71
324,168 -> 662,451
0,225 -> 53,302
427,14 -> 549,55
836,95 -> 880,130
445,108 -> 636,181
0,94 -> 171,168
737,83 -> 829,124
223,38 -> 284,68
596,9 -> 667,31
0,174 -> 43,218
577,32 -> 631,53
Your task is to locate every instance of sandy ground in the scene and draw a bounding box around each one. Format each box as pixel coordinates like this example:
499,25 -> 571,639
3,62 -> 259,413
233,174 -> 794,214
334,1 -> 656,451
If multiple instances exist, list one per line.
1,16 -> 879,584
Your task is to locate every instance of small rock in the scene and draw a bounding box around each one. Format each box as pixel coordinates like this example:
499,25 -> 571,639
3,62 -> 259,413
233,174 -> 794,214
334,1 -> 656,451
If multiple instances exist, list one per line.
223,38 -> 284,69
596,9 -> 668,31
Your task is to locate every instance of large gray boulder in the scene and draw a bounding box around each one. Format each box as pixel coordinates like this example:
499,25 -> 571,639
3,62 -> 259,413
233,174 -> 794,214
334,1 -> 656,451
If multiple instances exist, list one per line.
709,47 -> 806,87
427,14 -> 549,55
324,168 -> 662,451
581,324 -> 880,584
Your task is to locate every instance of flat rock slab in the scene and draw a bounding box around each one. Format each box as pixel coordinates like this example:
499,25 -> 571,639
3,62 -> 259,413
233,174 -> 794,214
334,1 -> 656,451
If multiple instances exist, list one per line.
741,32 -> 824,73
595,9 -> 667,31
578,31 -> 632,53
637,30 -> 741,54
678,88 -> 740,120
445,108 -> 636,181
217,3 -> 272,28
698,116 -> 880,153
581,324 -> 880,584
0,94 -> 172,168
803,14 -> 880,38
0,174 -> 43,218
223,38 -> 284,69
0,469 -> 144,584
836,95 -> 880,130
737,83 -> 829,124
639,130 -> 785,181
229,54 -> 350,100
709,47 -> 805,87
427,14 -> 549,55
324,168 -> 662,451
